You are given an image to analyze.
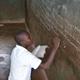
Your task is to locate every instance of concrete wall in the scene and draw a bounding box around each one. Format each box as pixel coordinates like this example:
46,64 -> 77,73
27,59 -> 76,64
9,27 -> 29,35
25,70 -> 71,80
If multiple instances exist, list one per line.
0,24 -> 25,80
26,0 -> 80,80
0,0 -> 25,21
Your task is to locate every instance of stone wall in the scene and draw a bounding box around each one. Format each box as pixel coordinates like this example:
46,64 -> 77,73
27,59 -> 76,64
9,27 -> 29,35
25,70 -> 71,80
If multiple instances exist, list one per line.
26,0 -> 80,80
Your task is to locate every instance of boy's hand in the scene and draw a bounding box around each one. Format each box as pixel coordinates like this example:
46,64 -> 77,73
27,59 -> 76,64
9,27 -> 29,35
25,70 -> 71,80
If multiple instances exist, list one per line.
52,37 -> 60,49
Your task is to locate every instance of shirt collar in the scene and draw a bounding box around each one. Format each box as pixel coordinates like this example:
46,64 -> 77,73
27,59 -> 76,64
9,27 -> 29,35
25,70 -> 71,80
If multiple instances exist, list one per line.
16,44 -> 28,51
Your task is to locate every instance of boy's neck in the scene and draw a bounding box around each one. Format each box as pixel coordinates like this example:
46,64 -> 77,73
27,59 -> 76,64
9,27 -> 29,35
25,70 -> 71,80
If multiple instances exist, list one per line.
26,44 -> 35,52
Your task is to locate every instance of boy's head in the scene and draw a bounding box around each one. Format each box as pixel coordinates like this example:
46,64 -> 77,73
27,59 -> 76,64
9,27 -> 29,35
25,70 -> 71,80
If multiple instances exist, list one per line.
15,31 -> 33,48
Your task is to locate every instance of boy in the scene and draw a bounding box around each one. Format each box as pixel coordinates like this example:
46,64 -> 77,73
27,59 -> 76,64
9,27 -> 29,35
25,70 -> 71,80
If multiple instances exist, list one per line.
8,31 -> 60,80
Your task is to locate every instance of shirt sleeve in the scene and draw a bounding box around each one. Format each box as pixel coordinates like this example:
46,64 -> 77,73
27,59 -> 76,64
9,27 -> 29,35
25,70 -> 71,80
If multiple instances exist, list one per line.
30,55 -> 42,69
21,49 -> 42,69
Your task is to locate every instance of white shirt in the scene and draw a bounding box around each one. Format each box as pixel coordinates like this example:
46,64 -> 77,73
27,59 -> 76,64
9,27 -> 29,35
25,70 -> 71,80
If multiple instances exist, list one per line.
8,45 -> 42,80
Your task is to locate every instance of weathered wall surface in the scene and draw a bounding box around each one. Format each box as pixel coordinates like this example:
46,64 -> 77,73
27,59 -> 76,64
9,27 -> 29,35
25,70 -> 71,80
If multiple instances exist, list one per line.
0,24 -> 25,80
0,0 -> 25,21
26,0 -> 80,80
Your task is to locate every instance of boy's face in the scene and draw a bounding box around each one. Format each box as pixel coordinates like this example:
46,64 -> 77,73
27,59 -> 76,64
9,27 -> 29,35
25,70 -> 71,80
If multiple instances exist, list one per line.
19,34 -> 33,47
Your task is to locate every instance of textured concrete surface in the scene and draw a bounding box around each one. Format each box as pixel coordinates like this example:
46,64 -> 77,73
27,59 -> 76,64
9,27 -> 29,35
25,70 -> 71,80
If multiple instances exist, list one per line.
26,0 -> 80,80
0,24 -> 25,80
0,0 -> 25,21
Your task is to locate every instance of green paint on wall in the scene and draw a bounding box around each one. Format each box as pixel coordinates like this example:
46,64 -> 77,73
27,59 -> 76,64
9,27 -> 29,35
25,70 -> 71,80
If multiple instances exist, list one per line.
0,0 -> 25,20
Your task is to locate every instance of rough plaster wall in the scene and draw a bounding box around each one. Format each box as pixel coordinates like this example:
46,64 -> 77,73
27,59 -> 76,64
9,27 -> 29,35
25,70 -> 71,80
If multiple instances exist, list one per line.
0,24 -> 25,80
0,0 -> 25,21
26,0 -> 80,80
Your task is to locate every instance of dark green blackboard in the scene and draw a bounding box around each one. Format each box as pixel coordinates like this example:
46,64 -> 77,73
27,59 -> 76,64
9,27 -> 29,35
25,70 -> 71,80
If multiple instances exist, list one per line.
0,0 -> 25,20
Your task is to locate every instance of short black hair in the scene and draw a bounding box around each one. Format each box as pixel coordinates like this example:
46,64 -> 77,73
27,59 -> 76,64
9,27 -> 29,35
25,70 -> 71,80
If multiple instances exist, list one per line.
15,30 -> 30,45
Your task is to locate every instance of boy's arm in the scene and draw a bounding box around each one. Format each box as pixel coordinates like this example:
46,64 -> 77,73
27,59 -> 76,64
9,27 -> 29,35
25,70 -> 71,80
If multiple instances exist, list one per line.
39,37 -> 60,69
